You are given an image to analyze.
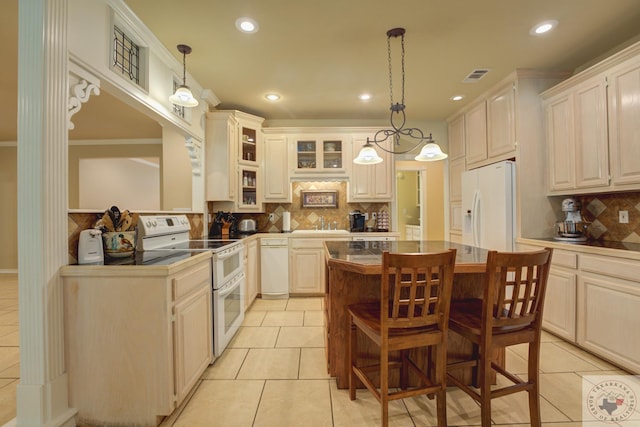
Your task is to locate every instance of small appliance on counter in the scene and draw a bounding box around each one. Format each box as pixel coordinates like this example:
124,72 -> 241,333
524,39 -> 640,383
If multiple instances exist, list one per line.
349,210 -> 366,232
554,198 -> 588,242
78,229 -> 104,265
238,218 -> 257,235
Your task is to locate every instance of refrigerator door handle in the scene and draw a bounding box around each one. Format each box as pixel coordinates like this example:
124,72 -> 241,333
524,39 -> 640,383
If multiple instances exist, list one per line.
472,190 -> 481,247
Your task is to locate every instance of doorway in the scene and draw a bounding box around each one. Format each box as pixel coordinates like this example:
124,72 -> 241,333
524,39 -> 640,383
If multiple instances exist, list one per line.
393,160 -> 445,241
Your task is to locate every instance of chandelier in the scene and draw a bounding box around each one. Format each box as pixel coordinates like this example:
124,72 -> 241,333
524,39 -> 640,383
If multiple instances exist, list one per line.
353,28 -> 447,165
169,44 -> 199,108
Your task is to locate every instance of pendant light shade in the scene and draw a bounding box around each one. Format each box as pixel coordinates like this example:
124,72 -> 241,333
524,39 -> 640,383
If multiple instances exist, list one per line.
353,142 -> 383,165
170,44 -> 199,108
354,28 -> 447,164
414,142 -> 448,161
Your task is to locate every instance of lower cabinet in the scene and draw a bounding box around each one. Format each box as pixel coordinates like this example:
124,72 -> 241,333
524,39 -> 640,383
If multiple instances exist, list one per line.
404,224 -> 421,240
61,254 -> 213,426
244,237 -> 259,309
518,241 -> 640,374
542,249 -> 577,341
577,254 -> 640,373
289,237 -> 351,295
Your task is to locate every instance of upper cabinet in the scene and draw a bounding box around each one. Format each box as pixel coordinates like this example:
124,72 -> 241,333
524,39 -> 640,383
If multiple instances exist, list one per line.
293,136 -> 347,176
464,82 -> 517,169
543,41 -> 640,195
348,135 -> 394,202
262,133 -> 292,203
487,82 -> 517,158
608,55 -> 640,187
205,110 -> 265,212
545,76 -> 609,193
464,101 -> 488,166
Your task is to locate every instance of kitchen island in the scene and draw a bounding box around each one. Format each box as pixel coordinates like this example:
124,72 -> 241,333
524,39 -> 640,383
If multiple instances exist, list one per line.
323,240 -> 494,389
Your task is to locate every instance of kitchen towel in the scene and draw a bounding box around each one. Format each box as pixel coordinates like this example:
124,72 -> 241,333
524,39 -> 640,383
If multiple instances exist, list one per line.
283,212 -> 291,232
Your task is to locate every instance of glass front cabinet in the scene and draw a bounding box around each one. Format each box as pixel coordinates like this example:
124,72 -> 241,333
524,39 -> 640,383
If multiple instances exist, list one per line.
239,166 -> 260,209
294,137 -> 346,175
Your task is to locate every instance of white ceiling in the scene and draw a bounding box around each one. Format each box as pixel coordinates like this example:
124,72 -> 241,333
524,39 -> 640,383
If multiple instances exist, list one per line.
3,0 -> 640,141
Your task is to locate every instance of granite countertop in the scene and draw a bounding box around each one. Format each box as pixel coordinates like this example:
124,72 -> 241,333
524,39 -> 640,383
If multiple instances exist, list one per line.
324,240 -> 489,274
518,237 -> 640,261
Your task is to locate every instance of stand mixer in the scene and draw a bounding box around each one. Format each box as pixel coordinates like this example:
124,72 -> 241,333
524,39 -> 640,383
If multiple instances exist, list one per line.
554,198 -> 588,242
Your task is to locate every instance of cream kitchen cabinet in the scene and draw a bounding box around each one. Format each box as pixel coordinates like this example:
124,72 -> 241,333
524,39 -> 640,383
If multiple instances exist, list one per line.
348,135 -> 394,202
447,113 -> 465,160
447,115 -> 465,239
577,253 -> 640,373
465,82 -> 517,169
464,100 -> 488,166
542,41 -> 640,195
543,250 -> 578,342
206,110 -> 265,212
608,54 -> 640,188
292,136 -> 346,175
244,237 -> 259,309
289,236 -> 350,295
61,253 -> 213,426
486,82 -> 517,159
544,76 -> 609,194
206,112 -> 237,202
404,224 -> 421,241
517,239 -> 640,374
263,133 -> 292,202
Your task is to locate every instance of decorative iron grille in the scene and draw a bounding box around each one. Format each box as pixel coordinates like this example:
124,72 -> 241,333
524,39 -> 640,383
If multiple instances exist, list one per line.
113,26 -> 140,84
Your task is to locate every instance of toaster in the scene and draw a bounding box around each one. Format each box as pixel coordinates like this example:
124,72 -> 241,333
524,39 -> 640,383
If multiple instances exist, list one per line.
78,229 -> 104,265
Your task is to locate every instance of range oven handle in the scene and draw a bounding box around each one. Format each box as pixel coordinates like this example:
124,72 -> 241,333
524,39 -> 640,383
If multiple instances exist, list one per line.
217,272 -> 244,298
215,243 -> 244,261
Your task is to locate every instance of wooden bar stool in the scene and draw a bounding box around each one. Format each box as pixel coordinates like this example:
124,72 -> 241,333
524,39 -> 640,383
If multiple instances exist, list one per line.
447,248 -> 553,427
348,249 -> 457,427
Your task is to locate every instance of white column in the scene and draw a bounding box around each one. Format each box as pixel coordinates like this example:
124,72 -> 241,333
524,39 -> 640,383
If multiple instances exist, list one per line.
16,0 -> 76,426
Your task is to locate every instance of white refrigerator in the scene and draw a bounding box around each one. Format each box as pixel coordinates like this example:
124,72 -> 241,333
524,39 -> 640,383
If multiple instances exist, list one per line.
462,160 -> 515,251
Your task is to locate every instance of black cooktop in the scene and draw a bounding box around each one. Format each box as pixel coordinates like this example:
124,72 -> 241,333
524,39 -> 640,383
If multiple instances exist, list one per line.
151,239 -> 242,252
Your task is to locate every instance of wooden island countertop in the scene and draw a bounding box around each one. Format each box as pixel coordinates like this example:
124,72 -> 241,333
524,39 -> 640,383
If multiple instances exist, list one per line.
323,240 -> 496,389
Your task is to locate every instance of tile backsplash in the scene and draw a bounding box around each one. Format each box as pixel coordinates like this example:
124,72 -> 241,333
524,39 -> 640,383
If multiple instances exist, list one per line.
580,192 -> 640,243
226,181 -> 389,233
68,211 -> 204,264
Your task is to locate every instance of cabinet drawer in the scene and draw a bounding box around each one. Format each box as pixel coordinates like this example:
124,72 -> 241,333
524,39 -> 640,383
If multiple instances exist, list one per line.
552,250 -> 578,269
581,254 -> 640,283
291,238 -> 325,249
173,261 -> 211,300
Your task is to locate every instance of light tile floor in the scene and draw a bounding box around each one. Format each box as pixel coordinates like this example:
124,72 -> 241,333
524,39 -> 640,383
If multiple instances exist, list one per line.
0,274 -> 637,426
163,296 -> 639,427
0,274 -> 19,426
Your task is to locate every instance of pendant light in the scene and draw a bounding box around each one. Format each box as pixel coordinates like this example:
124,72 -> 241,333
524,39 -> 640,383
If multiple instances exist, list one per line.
354,28 -> 447,164
169,44 -> 199,108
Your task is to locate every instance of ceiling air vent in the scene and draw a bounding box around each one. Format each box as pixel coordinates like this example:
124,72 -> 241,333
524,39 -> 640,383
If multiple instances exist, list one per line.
462,68 -> 490,83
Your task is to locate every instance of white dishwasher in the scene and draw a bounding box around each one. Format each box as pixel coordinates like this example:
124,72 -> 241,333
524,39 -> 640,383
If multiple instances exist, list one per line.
260,237 -> 289,299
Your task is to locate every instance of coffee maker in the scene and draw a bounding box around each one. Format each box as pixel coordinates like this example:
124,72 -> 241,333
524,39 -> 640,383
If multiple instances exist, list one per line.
349,210 -> 366,232
554,198 -> 587,242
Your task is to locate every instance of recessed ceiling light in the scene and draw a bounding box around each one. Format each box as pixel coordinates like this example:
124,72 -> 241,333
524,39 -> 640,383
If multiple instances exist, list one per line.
450,95 -> 465,101
235,17 -> 259,33
359,93 -> 371,101
265,93 -> 280,101
530,20 -> 558,36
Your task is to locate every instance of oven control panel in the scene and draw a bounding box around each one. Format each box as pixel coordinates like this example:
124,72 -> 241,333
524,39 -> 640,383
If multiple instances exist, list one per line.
138,215 -> 191,238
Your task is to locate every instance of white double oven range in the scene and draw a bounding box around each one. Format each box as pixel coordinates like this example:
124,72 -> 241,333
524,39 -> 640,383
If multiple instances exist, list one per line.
137,214 -> 244,358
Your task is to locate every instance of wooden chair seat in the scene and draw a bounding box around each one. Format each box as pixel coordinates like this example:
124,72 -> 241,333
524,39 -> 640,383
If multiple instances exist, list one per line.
349,250 -> 457,427
446,248 -> 553,427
